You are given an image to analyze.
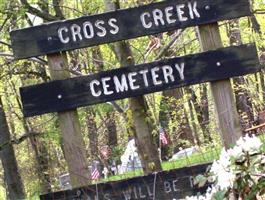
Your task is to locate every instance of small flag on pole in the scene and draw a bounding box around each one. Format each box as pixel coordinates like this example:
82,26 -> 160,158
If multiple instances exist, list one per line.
91,168 -> 100,180
159,127 -> 169,146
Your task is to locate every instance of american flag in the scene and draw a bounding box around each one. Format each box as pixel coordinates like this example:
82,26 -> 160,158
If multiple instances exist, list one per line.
91,168 -> 100,180
159,127 -> 169,146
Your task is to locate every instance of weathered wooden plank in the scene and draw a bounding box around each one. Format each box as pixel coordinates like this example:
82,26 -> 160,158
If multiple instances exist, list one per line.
197,23 -> 242,149
20,44 -> 260,117
40,163 -> 210,200
11,0 -> 251,59
47,53 -> 90,188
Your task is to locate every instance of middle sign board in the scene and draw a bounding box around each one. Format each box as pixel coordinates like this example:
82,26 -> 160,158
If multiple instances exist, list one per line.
20,44 -> 260,117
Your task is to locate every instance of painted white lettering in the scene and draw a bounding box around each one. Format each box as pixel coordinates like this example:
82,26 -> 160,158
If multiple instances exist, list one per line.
102,77 -> 113,95
138,187 -> 146,198
88,195 -> 100,200
108,18 -> 119,35
176,4 -> 188,22
188,1 -> 200,19
90,80 -> 101,97
113,75 -> 129,93
95,20 -> 107,37
165,6 -> 176,24
71,24 -> 83,42
153,9 -> 165,26
86,196 -> 94,200
162,65 -> 174,83
175,63 -> 185,80
133,187 -> 138,199
123,189 -> 132,200
104,193 -> 111,200
189,176 -> 194,188
83,21 -> 94,39
173,180 -> 180,192
164,181 -> 172,193
146,185 -> 154,197
151,67 -> 162,85
139,69 -> 149,87
140,12 -> 152,29
128,72 -> 140,90
58,27 -> 70,44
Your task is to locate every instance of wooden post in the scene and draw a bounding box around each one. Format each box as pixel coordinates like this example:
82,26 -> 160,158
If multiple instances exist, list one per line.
47,52 -> 90,187
197,23 -> 242,149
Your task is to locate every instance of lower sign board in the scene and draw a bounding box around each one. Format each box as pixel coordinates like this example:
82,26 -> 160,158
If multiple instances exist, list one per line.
20,44 -> 260,117
40,163 -> 210,200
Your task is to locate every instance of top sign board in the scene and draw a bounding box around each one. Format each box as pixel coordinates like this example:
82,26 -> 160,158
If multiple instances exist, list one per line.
10,0 -> 251,59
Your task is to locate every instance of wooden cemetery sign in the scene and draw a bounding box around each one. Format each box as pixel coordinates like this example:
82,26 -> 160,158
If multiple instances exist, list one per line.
9,0 -> 258,197
20,44 -> 260,117
40,163 -> 210,200
10,0 -> 251,59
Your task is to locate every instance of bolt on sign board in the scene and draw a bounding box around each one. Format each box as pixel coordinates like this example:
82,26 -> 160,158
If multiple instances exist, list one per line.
10,0 -> 251,59
40,163 -> 210,200
20,44 -> 260,117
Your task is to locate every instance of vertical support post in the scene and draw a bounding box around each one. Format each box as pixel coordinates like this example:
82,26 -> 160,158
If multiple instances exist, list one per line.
47,52 -> 89,187
197,23 -> 242,149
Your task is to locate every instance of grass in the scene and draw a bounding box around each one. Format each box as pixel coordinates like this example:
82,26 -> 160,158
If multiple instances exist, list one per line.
102,133 -> 265,183
100,146 -> 222,183
162,147 -> 221,171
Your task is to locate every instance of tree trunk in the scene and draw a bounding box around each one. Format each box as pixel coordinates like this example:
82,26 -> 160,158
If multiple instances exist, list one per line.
186,86 -> 211,142
158,92 -> 171,130
158,91 -> 171,160
104,0 -> 162,174
129,97 -> 162,173
29,136 -> 51,193
260,71 -> 265,106
164,89 -> 195,148
0,97 -> 25,200
106,112 -> 118,147
228,19 -> 254,129
197,23 -> 242,149
91,45 -> 118,148
87,111 -> 99,161
11,77 -> 52,194
200,84 -> 210,139
47,52 -> 90,187
187,94 -> 201,146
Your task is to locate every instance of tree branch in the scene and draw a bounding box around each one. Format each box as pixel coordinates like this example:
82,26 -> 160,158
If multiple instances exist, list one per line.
0,132 -> 44,151
52,0 -> 65,19
155,29 -> 184,60
0,52 -> 48,65
20,0 -> 58,21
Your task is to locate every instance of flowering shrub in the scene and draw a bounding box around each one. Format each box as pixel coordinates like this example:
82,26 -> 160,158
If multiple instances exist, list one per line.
186,135 -> 265,200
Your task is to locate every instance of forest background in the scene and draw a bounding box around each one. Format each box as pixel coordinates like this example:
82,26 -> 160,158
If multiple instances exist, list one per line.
0,0 -> 265,199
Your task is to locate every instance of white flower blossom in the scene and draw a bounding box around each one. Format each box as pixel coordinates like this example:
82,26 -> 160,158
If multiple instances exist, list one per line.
216,170 -> 235,190
185,187 -> 218,200
227,145 -> 244,159
185,196 -> 199,200
185,135 -> 264,200
218,149 -> 231,168
205,186 -> 218,200
210,161 -> 222,176
237,134 -> 262,154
